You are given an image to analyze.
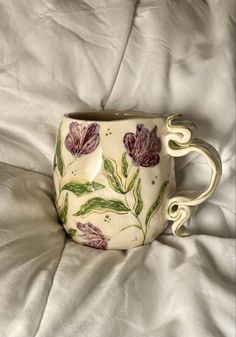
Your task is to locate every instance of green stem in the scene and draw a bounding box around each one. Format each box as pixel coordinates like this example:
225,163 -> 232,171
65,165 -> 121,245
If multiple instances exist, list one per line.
125,194 -> 145,238
60,158 -> 78,189
124,165 -> 145,241
63,157 -> 77,179
142,227 -> 147,245
56,157 -> 77,206
112,224 -> 141,238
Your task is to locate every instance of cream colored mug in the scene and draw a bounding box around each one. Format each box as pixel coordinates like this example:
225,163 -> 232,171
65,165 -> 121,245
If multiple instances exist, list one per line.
53,111 -> 222,250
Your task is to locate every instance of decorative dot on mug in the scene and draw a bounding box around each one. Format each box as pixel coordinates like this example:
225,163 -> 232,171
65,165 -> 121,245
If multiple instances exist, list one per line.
53,111 -> 222,250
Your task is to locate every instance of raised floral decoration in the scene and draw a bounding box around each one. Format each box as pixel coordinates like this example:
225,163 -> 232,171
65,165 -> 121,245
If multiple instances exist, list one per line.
123,124 -> 161,167
55,121 -> 168,248
65,122 -> 100,157
76,221 -> 110,249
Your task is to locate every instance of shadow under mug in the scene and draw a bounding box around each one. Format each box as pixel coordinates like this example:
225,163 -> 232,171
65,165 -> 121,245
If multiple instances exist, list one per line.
53,111 -> 222,250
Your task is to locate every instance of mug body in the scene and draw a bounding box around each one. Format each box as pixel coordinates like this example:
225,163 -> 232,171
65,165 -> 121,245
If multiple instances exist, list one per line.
53,111 -> 175,250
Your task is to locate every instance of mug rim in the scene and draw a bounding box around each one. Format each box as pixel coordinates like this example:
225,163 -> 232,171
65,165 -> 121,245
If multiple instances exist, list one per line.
64,110 -> 169,122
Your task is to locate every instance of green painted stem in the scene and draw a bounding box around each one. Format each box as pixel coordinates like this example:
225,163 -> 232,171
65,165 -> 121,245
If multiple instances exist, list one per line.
124,166 -> 146,242
62,157 -> 77,179
124,194 -> 145,236
56,157 -> 78,206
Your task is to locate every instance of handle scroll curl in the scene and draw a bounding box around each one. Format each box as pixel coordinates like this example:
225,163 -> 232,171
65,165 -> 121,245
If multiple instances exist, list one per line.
165,115 -> 222,236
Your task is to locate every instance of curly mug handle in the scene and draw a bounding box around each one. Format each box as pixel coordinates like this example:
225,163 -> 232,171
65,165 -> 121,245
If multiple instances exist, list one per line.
165,115 -> 222,236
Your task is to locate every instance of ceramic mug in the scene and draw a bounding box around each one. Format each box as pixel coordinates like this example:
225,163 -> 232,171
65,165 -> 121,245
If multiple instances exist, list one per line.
53,111 -> 222,250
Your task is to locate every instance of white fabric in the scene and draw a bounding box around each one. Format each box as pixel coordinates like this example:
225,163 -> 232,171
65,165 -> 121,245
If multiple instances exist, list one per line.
0,1 -> 235,336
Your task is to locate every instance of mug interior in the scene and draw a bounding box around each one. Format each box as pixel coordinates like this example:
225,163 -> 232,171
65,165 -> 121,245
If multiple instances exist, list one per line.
64,111 -> 166,121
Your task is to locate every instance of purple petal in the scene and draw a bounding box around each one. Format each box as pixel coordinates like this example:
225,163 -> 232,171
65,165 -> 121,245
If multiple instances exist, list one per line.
65,122 -> 100,157
81,134 -> 100,155
76,222 -> 109,250
134,124 -> 149,155
69,122 -> 81,147
136,124 -> 144,136
149,126 -> 161,152
123,133 -> 136,156
80,124 -> 100,155
82,123 -> 100,146
64,122 -> 82,156
124,124 -> 162,167
65,134 -> 77,154
88,239 -> 108,250
137,152 -> 160,167
77,222 -> 101,235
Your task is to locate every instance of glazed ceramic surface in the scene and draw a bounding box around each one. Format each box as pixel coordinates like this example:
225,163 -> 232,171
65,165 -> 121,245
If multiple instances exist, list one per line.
53,112 -> 222,250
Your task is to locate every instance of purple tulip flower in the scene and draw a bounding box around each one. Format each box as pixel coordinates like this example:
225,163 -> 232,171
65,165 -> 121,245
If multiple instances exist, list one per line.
65,122 -> 100,157
123,124 -> 161,167
77,222 -> 110,250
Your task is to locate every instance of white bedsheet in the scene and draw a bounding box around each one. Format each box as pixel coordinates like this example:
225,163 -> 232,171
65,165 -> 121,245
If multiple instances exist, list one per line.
0,1 -> 235,337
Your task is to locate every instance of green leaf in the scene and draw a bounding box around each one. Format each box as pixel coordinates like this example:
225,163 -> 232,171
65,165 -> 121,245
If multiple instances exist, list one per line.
59,192 -> 69,225
62,181 -> 105,197
67,228 -> 77,238
121,152 -> 129,178
145,181 -> 169,226
126,169 -> 139,192
56,125 -> 64,176
134,178 -> 143,216
74,197 -> 130,216
103,158 -> 125,194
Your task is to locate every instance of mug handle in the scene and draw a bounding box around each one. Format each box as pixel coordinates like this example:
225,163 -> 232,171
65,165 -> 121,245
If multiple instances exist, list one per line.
165,115 -> 222,236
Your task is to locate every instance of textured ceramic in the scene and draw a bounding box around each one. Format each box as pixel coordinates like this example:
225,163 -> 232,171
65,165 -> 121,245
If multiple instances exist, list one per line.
53,111 -> 222,250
